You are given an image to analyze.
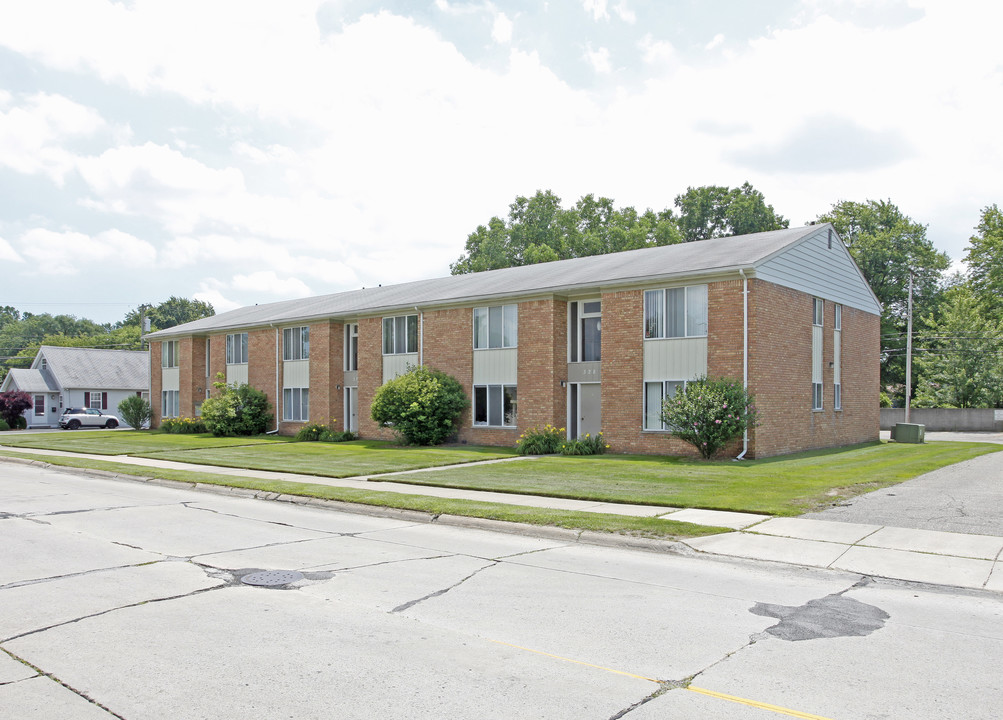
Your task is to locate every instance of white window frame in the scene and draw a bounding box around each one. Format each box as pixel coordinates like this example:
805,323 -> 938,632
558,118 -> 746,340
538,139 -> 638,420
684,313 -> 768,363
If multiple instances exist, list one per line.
472,384 -> 517,427
644,285 -> 708,339
283,327 -> 310,361
34,394 -> 45,416
834,383 -> 842,411
162,390 -> 179,418
226,332 -> 248,365
473,304 -> 518,349
283,387 -> 310,422
834,303 -> 842,330
813,298 -> 824,327
382,315 -> 418,355
569,299 -> 602,362
88,390 -> 103,409
161,340 -> 179,368
812,382 -> 823,411
345,324 -> 359,371
643,380 -> 686,431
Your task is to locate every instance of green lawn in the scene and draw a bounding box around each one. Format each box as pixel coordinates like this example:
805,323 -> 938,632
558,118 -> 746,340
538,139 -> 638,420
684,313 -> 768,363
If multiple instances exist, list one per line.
0,430 -> 293,455
0,450 -> 726,540
132,439 -> 517,477
369,441 -> 1003,515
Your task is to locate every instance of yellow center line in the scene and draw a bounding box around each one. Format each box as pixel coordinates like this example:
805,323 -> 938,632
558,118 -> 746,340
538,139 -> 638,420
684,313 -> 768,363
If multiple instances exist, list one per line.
688,686 -> 837,720
487,639 -> 659,682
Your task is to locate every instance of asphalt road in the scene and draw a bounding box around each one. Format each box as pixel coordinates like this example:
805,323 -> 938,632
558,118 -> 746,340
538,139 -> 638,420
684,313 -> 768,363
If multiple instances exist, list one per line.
2,463 -> 1001,719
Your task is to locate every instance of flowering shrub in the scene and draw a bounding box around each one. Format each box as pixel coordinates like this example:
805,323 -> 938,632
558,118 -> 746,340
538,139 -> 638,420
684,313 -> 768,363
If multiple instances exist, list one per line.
560,432 -> 609,456
201,373 -> 272,437
659,376 -> 758,459
294,420 -> 357,443
516,424 -> 565,455
160,416 -> 208,434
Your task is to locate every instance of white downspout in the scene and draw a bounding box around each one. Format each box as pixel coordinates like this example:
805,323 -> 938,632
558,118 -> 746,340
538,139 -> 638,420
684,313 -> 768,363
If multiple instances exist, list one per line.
735,269 -> 750,460
415,306 -> 423,366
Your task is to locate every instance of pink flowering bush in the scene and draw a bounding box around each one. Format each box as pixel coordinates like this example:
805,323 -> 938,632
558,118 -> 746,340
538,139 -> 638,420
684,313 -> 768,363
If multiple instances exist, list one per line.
659,376 -> 758,459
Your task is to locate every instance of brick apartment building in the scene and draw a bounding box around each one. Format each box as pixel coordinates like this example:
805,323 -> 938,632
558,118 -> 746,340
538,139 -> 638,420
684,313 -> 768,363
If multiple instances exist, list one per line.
144,224 -> 881,458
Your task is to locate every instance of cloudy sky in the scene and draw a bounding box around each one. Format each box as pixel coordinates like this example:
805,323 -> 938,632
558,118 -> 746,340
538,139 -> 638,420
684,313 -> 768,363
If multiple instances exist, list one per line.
1,0 -> 1000,324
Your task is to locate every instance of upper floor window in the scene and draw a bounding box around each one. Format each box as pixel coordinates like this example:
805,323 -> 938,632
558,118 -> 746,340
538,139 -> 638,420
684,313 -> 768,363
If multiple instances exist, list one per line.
226,333 -> 248,364
473,304 -> 518,349
383,315 -> 418,355
644,285 -> 708,339
283,327 -> 310,361
834,303 -> 842,330
569,300 -> 601,362
40,358 -> 47,370
813,298 -> 824,326
345,324 -> 359,371
161,340 -> 179,368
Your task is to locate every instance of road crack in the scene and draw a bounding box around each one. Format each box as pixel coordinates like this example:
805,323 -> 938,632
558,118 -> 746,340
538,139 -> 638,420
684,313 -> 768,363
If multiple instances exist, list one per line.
391,561 -> 498,612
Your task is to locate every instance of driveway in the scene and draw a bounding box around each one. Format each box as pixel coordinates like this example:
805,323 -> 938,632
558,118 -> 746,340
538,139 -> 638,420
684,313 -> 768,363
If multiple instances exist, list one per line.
804,435 -> 1003,535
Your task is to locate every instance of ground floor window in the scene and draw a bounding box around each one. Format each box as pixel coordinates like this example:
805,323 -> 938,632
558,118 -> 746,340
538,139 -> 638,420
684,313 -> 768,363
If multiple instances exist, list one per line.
162,390 -> 179,418
812,382 -> 823,411
283,387 -> 309,422
473,385 -> 516,427
644,380 -> 685,430
88,391 -> 103,409
34,395 -> 45,416
834,383 -> 842,411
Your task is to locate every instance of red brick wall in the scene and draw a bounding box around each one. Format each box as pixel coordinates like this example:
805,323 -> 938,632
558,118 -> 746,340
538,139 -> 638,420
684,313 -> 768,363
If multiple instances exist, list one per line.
511,299 -> 565,444
356,316 -> 392,440
247,328 -> 278,431
150,341 -> 163,427
208,334 -> 225,387
302,320 -> 344,433
422,307 -> 475,441
747,279 -> 879,457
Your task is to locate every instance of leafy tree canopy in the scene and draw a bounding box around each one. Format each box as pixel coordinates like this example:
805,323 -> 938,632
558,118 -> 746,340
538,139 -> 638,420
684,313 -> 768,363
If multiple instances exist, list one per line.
122,296 -> 215,331
963,204 -> 1003,315
673,182 -> 789,242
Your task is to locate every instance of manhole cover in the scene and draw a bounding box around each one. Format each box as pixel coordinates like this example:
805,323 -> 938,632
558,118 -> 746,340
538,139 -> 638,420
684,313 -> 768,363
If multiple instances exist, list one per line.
241,570 -> 305,587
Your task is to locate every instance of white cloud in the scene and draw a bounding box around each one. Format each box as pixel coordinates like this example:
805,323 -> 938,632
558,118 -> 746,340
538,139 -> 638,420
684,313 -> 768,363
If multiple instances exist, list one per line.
638,34 -> 676,65
0,236 -> 24,263
17,228 -> 156,274
613,1 -> 636,23
232,271 -> 313,297
192,279 -> 242,314
583,0 -> 609,21
584,45 -> 612,74
492,11 -> 513,43
0,93 -> 105,184
705,33 -> 725,50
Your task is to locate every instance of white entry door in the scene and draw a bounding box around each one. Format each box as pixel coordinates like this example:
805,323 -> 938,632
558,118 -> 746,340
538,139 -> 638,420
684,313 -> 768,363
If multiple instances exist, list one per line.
577,383 -> 601,439
345,387 -> 358,432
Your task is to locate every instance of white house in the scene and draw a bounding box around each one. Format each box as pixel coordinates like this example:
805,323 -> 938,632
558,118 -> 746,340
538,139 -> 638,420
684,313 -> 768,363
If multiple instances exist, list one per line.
0,346 -> 150,428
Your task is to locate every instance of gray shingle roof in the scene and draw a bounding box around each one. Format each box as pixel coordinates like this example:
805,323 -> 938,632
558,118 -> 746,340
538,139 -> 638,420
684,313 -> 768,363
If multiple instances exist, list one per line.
146,225 -> 821,339
2,368 -> 59,393
39,346 -> 150,390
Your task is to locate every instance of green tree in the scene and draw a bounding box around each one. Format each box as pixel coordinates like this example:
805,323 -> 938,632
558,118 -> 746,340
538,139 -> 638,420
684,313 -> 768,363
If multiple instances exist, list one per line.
0,391 -> 33,428
117,395 -> 153,430
816,199 -> 950,402
200,373 -> 272,436
122,297 -> 215,331
913,286 -> 1003,408
450,191 -> 682,274
659,377 -> 758,459
963,204 -> 1003,315
370,365 -> 468,445
674,182 -> 788,242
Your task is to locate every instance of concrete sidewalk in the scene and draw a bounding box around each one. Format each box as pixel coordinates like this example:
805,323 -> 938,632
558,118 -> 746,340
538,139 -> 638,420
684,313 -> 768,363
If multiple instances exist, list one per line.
2,445 -> 1001,594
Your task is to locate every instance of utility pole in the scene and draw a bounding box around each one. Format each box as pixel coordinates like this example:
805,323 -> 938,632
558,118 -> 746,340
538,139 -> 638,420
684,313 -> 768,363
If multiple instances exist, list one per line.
905,269 -> 914,423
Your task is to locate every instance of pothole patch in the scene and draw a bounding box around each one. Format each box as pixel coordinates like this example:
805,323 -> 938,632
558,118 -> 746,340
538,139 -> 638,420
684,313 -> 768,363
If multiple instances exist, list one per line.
750,593 -> 889,641
240,570 -> 305,588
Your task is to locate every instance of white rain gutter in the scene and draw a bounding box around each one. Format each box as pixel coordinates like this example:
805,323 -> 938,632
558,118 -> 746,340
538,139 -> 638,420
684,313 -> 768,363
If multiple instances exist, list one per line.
735,269 -> 750,460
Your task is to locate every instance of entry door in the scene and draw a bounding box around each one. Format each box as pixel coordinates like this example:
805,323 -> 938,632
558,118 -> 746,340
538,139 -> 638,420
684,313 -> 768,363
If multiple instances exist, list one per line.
345,387 -> 358,432
578,383 -> 602,438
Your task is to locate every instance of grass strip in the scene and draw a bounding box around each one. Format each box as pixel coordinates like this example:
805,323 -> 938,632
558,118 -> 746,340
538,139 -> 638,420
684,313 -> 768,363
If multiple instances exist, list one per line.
0,450 -> 727,540
0,430 -> 293,455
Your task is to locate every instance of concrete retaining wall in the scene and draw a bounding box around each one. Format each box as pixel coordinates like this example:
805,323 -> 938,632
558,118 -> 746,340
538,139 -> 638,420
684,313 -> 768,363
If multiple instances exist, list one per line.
880,408 -> 1003,432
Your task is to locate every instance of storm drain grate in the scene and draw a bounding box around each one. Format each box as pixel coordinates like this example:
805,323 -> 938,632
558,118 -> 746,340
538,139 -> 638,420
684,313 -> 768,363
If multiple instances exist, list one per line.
241,570 -> 305,587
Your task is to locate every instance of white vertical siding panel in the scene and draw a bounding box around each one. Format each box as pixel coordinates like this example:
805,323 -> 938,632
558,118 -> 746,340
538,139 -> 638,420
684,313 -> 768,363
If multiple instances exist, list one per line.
834,330 -> 841,384
812,326 -> 823,383
162,368 -> 180,391
283,360 -> 310,387
383,353 -> 418,381
643,338 -> 707,381
226,365 -> 248,386
473,349 -> 518,384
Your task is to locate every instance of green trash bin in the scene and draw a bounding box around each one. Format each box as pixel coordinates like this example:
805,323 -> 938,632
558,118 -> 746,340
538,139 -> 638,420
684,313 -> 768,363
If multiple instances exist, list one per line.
893,422 -> 925,443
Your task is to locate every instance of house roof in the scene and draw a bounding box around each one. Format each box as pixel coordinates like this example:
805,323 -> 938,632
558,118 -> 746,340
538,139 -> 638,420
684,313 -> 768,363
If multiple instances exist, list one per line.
148,225 -> 843,339
36,346 -> 150,391
1,368 -> 59,394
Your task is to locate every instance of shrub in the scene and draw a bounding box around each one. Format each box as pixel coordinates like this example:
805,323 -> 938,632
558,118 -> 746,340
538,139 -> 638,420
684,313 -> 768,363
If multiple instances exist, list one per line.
560,432 -> 609,456
161,417 -> 208,434
201,373 -> 273,437
370,365 -> 468,446
0,419 -> 9,431
516,424 -> 565,455
118,395 -> 153,430
0,391 -> 32,428
295,421 -> 330,441
660,376 -> 758,460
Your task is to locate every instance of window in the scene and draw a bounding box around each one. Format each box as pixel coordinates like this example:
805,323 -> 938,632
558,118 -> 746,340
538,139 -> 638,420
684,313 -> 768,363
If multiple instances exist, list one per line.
812,382 -> 823,411
226,333 -> 248,364
644,285 -> 708,339
88,391 -> 103,409
569,300 -> 602,362
161,340 -> 179,368
162,390 -> 179,418
345,324 -> 358,371
834,303 -> 842,411
40,358 -> 47,370
644,380 -> 685,430
473,385 -> 517,427
34,395 -> 45,416
473,304 -> 518,349
813,298 -> 824,326
283,387 -> 309,421
834,383 -> 842,411
834,303 -> 842,330
283,327 -> 310,361
383,315 -> 418,355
